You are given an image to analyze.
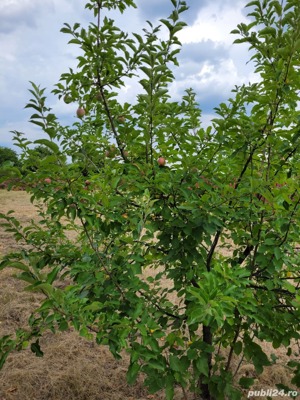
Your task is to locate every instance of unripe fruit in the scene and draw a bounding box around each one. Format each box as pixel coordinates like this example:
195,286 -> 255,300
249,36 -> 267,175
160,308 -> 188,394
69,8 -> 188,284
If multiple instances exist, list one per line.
44,178 -> 52,184
105,145 -> 117,158
117,115 -> 126,123
76,107 -> 86,118
94,92 -> 102,101
63,94 -> 73,104
157,157 -> 166,167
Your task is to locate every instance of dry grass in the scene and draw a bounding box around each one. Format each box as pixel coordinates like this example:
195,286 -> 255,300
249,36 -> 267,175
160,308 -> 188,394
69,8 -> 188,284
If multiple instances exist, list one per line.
0,190 -> 299,400
0,190 -> 185,400
0,262 -> 162,400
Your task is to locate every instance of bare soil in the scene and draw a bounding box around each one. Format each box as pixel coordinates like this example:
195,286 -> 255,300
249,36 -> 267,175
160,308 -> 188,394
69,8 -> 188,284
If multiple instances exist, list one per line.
0,190 -> 299,400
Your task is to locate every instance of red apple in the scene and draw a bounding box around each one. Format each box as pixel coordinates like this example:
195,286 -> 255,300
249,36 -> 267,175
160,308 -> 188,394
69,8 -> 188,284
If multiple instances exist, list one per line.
157,157 -> 166,167
44,178 -> 52,184
76,107 -> 86,118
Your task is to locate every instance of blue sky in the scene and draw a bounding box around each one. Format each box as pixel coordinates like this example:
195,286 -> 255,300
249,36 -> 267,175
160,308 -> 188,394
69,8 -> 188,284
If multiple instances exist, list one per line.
0,0 -> 254,151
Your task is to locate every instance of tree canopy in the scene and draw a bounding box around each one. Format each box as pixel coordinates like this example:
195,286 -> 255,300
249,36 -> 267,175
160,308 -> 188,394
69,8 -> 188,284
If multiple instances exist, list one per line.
1,1 -> 300,399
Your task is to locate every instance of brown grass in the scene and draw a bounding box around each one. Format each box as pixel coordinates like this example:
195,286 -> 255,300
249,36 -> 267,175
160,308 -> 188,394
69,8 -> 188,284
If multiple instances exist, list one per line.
0,190 -> 299,400
0,262 -> 162,400
0,191 -> 185,400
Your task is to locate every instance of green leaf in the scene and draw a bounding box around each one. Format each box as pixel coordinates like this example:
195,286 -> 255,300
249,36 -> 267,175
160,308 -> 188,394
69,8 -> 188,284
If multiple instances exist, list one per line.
0,351 -> 9,370
274,247 -> 281,260
245,0 -> 261,8
58,319 -> 69,331
239,377 -> 254,389
234,341 -> 243,355
148,359 -> 166,371
34,139 -> 59,153
0,260 -> 29,272
196,356 -> 209,377
29,120 -> 45,128
83,302 -> 102,312
165,374 -> 175,400
68,39 -> 81,45
60,27 -> 72,34
258,27 -> 276,37
127,361 -> 140,385
16,271 -> 37,284
30,340 -> 44,357
169,355 -> 188,373
46,266 -> 60,284
26,282 -> 54,296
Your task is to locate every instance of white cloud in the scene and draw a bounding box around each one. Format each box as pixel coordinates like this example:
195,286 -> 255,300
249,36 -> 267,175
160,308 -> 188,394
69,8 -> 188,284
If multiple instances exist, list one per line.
178,0 -> 247,46
0,0 -> 54,33
170,0 -> 256,115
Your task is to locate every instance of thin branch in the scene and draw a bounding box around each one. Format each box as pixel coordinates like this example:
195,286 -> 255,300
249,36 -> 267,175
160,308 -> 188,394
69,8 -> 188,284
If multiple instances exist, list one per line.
225,310 -> 242,372
78,215 -> 126,300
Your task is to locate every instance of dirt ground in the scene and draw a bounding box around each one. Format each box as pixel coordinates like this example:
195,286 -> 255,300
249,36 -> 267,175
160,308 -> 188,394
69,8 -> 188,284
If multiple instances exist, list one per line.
0,190 -> 299,400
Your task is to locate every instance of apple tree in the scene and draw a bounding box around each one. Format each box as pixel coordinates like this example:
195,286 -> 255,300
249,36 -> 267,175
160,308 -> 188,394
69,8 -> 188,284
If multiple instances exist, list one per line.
1,0 -> 300,399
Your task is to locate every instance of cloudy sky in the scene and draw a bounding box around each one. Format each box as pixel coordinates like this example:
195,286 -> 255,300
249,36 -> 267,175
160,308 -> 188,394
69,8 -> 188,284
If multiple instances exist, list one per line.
0,0 -> 255,151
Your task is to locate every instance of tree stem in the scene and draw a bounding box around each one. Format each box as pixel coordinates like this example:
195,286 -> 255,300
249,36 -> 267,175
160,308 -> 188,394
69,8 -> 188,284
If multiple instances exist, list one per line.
199,325 -> 213,400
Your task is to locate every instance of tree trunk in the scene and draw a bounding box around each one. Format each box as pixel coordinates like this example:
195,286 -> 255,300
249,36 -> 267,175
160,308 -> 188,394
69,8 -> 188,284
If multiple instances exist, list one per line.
199,325 -> 213,400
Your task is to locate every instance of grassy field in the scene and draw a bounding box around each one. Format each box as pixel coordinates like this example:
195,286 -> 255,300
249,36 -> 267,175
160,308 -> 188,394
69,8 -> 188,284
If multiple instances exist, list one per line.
0,190 -> 298,400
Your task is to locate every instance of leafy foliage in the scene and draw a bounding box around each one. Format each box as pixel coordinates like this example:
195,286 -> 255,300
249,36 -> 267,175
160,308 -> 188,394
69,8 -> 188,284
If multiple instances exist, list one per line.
0,146 -> 22,187
20,144 -> 65,173
1,0 -> 300,399
0,146 -> 19,167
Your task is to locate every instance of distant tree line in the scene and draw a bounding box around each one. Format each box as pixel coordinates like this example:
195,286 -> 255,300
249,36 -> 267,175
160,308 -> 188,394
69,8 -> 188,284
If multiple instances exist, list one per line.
0,146 -> 20,168
0,145 -> 58,189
